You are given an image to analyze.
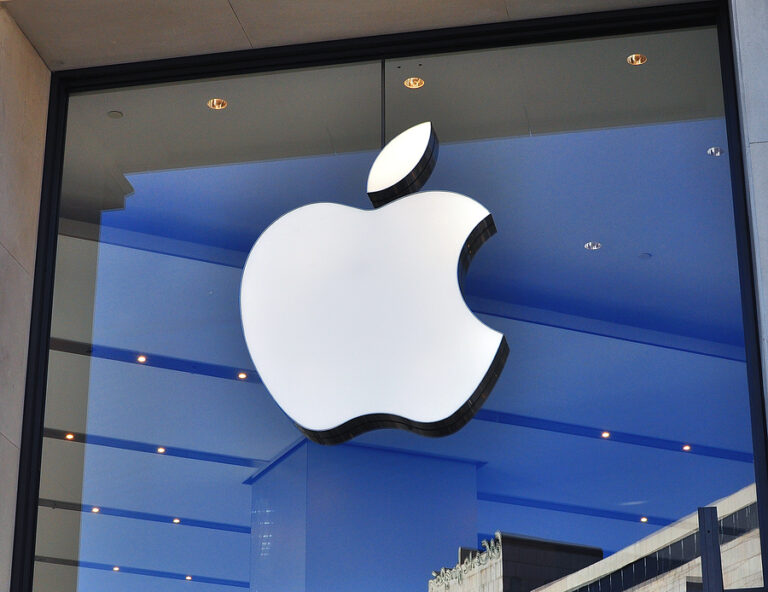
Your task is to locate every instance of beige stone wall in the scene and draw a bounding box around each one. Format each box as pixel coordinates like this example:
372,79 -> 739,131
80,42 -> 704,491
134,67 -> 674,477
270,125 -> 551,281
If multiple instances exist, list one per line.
535,485 -> 763,592
731,2 -> 768,416
0,7 -> 50,592
620,529 -> 763,592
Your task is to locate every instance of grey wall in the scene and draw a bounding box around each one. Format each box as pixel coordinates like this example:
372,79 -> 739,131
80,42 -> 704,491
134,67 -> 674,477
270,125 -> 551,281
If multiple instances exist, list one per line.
0,6 -> 50,592
730,0 -> 768,419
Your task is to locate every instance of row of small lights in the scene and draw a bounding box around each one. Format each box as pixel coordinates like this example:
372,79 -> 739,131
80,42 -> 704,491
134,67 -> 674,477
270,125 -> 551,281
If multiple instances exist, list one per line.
64,425 -> 689,526
119,54 -> 723,167
600,429 -> 691,452
109,565 -> 192,580
63,433 -> 182,456
110,51 -> 722,166
135,353 -> 249,380
112,54 -> 646,116
403,54 -> 651,91
89,505 -> 180,524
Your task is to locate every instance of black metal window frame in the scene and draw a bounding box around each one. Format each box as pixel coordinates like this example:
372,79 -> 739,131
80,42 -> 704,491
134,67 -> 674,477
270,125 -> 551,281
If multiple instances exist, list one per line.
12,1 -> 767,590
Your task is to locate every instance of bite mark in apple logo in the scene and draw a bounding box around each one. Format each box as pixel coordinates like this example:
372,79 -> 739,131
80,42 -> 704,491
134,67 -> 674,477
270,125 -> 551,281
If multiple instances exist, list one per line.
241,122 -> 509,445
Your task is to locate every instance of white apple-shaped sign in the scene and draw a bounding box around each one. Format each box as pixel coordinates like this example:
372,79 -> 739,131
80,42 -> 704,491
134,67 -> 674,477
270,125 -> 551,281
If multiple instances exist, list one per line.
241,122 -> 508,445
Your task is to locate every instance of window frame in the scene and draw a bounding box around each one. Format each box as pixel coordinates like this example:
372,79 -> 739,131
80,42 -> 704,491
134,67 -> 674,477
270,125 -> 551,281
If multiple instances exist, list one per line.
13,2 -> 767,590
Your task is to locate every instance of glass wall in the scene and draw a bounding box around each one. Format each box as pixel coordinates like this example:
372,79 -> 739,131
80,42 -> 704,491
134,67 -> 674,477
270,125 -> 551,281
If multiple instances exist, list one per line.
33,25 -> 764,592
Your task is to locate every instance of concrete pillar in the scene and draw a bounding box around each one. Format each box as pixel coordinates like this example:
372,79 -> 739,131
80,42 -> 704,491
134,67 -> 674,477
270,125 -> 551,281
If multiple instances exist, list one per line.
0,7 -> 50,592
730,1 -> 768,410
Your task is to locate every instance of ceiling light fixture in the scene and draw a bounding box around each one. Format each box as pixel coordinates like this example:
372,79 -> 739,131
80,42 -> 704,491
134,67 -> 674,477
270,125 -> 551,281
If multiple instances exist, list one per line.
584,241 -> 602,251
207,98 -> 228,110
707,146 -> 723,157
157,447 -> 166,454
137,354 -> 147,363
682,444 -> 691,451
601,431 -> 611,439
627,53 -> 647,66
173,518 -> 181,524
640,516 -> 648,523
403,77 -> 425,89
113,566 -> 120,572
237,372 -> 248,380
107,110 -> 124,119
186,576 -> 193,581
91,507 -> 100,513
65,433 -> 75,440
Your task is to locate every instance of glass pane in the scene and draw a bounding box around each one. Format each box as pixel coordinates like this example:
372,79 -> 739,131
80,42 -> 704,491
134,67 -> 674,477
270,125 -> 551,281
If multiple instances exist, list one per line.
34,25 -> 763,592
385,26 -> 763,592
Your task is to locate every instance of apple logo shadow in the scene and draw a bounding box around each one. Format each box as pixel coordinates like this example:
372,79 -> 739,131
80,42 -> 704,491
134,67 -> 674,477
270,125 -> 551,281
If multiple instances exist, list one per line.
241,122 -> 509,445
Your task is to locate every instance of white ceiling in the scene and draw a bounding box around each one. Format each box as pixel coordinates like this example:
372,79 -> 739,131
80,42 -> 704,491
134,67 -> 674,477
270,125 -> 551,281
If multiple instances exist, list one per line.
4,0 -> 698,70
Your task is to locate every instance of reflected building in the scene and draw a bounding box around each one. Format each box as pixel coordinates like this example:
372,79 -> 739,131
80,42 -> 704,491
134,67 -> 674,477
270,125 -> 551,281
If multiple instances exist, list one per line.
430,485 -> 760,592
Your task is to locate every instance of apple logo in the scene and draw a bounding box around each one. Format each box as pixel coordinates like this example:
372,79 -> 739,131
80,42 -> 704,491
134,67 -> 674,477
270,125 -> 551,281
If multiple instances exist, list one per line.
241,122 -> 508,445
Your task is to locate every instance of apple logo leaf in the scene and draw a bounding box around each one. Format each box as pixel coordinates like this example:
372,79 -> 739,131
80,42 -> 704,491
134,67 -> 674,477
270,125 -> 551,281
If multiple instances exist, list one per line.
367,121 -> 438,207
241,122 -> 509,445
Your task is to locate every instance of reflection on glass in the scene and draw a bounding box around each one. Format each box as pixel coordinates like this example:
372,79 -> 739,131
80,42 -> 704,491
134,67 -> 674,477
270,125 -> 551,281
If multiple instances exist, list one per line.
34,26 -> 763,592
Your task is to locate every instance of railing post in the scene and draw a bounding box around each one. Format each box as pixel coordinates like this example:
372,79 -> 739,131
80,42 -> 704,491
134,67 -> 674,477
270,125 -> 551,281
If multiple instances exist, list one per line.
698,507 -> 724,592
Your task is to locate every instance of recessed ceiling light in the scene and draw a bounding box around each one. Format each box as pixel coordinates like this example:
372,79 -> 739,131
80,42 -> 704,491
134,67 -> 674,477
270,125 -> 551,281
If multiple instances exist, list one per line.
107,110 -> 124,119
137,354 -> 147,363
682,444 -> 691,451
91,507 -> 100,513
601,431 -> 611,439
640,516 -> 648,523
403,77 -> 425,89
157,447 -> 166,454
65,433 -> 75,440
186,576 -> 192,581
173,518 -> 181,524
584,241 -> 602,251
707,146 -> 723,157
237,372 -> 248,380
113,566 -> 120,572
207,98 -> 228,110
627,53 -> 647,66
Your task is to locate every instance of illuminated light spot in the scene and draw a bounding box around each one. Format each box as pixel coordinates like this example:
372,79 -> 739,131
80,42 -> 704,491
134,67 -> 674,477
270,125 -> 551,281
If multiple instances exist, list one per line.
207,98 -> 228,110
585,241 -> 602,251
237,372 -> 248,380
627,53 -> 647,66
91,507 -> 100,513
403,77 -> 424,89
113,566 -> 120,572
601,431 -> 611,439
173,518 -> 181,524
157,447 -> 166,454
137,355 -> 147,363
682,444 -> 691,451
65,433 -> 75,440
186,576 -> 192,581
640,516 -> 648,523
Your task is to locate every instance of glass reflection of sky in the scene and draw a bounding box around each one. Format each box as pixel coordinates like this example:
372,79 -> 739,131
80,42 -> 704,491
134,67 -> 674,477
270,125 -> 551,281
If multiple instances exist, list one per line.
74,120 -> 755,591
